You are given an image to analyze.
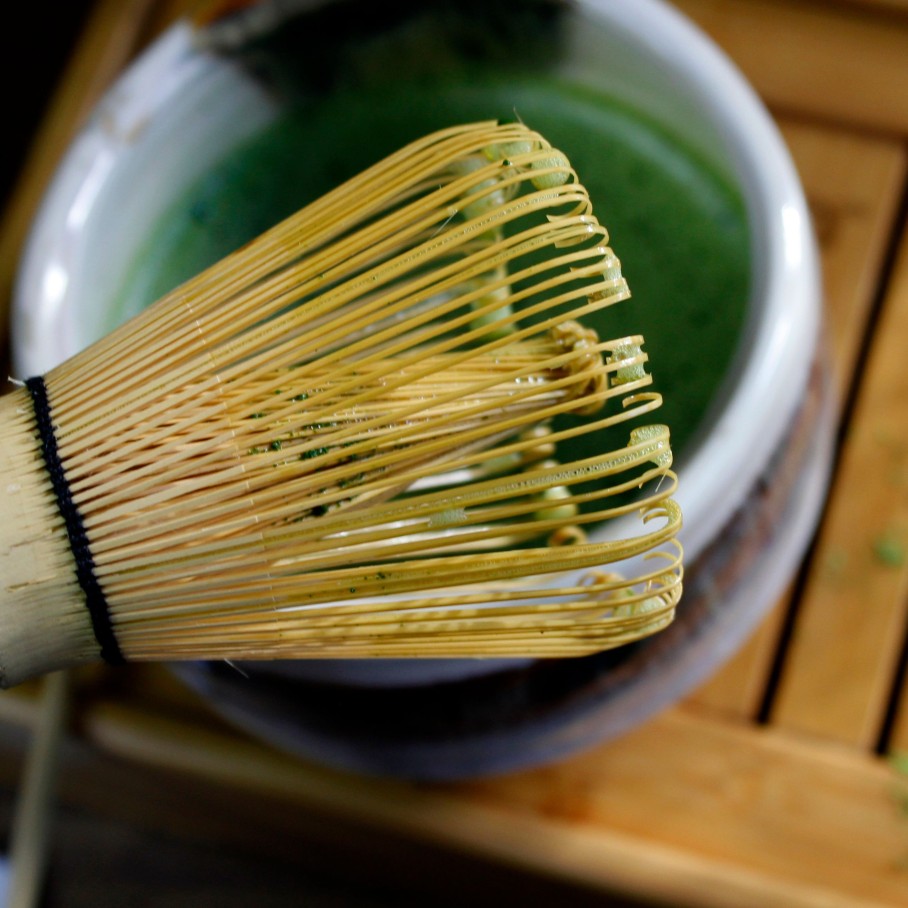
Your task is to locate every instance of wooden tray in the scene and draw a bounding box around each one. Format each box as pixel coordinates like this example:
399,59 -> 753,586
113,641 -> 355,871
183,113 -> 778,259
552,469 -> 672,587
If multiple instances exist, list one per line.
2,2 -> 908,905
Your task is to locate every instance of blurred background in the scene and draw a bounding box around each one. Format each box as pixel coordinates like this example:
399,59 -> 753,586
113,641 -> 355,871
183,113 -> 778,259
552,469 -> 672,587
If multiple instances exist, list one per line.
1,1 -> 907,906
2,3 -> 95,213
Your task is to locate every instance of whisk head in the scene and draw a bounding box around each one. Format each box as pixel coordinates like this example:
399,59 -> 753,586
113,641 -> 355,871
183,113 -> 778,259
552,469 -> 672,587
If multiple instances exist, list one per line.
2,121 -> 681,684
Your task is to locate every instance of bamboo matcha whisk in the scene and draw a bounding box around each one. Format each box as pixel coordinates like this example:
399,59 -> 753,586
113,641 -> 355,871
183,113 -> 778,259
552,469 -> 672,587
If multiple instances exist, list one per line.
0,122 -> 681,688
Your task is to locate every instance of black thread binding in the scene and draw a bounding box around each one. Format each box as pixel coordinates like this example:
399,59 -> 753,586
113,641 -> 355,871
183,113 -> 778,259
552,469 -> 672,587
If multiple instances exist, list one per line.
25,376 -> 125,665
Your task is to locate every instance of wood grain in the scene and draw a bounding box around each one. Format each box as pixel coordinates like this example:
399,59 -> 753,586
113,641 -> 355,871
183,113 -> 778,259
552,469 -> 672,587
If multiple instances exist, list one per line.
784,123 -> 907,402
771,227 -> 908,748
871,239 -> 908,756
687,122 -> 907,719
79,695 -> 908,908
675,0 -> 908,135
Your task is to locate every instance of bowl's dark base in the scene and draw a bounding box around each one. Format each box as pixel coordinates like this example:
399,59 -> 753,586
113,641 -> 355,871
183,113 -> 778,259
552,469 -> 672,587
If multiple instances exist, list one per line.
174,360 -> 834,781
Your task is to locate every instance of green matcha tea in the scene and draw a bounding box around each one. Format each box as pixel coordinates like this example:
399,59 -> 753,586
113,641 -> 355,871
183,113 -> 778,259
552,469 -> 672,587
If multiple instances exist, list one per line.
113,2 -> 749,466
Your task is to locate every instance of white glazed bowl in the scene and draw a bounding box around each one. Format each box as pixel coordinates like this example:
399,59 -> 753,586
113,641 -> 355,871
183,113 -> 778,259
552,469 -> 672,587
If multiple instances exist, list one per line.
13,0 -> 832,777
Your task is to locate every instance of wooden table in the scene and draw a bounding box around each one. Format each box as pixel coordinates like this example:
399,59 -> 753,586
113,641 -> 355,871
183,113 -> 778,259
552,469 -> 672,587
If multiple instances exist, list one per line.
2,2 -> 908,905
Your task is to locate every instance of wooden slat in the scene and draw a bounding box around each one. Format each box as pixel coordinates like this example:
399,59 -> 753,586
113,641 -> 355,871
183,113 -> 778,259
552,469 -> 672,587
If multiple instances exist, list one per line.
876,245 -> 908,755
80,695 -> 908,908
688,122 -> 907,719
675,0 -> 908,135
771,227 -> 908,748
783,123 -> 907,403
464,711 -> 908,908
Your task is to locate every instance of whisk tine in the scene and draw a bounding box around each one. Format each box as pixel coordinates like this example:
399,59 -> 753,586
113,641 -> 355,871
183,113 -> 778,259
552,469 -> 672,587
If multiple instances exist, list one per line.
0,122 -> 681,687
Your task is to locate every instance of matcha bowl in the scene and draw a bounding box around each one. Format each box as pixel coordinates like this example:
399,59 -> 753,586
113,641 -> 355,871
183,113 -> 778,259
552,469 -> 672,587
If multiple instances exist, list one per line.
13,0 -> 832,778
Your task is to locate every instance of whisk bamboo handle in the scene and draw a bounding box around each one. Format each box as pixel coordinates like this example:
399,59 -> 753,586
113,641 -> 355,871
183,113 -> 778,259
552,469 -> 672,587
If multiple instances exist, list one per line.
0,389 -> 97,686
